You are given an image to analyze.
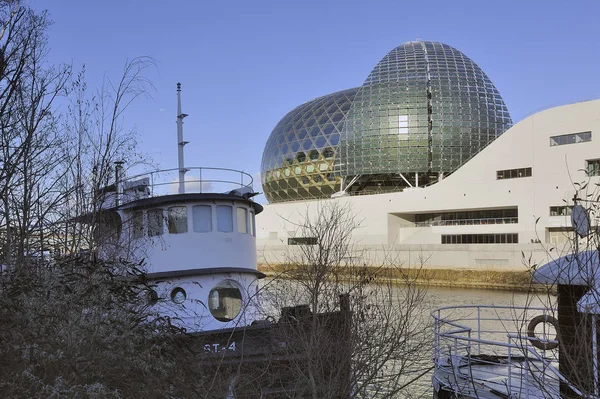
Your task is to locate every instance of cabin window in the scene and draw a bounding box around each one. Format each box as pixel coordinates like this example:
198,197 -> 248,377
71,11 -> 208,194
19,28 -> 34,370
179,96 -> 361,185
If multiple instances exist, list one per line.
147,209 -> 164,237
147,289 -> 159,305
168,206 -> 188,234
208,280 -> 242,322
170,287 -> 186,304
132,211 -> 143,239
236,207 -> 248,234
250,211 -> 256,236
192,205 -> 212,232
216,205 -> 233,232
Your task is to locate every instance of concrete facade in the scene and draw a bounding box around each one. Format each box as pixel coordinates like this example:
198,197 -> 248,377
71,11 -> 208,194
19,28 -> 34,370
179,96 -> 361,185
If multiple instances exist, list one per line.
256,100 -> 600,271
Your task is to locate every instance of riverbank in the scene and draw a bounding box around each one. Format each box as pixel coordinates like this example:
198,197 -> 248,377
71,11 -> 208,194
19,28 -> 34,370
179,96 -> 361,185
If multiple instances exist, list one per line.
258,264 -> 541,292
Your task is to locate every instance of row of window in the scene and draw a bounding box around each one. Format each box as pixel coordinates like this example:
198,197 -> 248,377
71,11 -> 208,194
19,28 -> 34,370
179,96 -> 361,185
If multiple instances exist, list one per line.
149,280 -> 243,323
496,167 -> 532,180
288,237 -> 318,245
132,205 -> 255,238
415,208 -> 518,226
550,131 -> 591,147
441,234 -> 519,244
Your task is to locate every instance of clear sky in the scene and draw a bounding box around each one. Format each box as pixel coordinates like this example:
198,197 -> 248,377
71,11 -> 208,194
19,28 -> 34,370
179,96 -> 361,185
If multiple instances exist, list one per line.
29,0 -> 600,201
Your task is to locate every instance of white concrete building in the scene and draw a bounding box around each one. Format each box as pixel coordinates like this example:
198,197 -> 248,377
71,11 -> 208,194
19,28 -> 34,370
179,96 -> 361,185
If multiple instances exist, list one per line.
257,100 -> 600,270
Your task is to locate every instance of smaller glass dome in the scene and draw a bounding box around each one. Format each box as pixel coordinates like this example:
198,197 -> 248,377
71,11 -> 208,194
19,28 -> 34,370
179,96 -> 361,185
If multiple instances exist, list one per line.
208,280 -> 243,322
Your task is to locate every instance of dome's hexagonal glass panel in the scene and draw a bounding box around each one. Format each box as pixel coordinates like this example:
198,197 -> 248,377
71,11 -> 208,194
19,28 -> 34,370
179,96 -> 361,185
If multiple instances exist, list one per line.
261,88 -> 358,203
336,41 -> 512,187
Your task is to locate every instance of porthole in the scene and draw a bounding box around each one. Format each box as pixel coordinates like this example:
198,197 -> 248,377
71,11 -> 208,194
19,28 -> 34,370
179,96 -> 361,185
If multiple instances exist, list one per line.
208,280 -> 243,322
170,287 -> 187,304
147,289 -> 159,305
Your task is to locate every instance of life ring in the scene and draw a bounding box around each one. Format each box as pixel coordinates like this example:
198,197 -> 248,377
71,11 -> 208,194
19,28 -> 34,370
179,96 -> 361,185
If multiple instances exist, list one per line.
527,315 -> 559,350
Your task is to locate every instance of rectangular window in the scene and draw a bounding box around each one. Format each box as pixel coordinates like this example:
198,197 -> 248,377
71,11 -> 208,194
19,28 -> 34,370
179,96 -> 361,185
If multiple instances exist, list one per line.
168,206 -> 188,234
148,209 -> 163,237
132,211 -> 143,239
441,233 -> 518,244
288,237 -> 318,245
192,205 -> 212,233
586,159 -> 600,177
550,206 -> 573,216
237,207 -> 248,234
250,211 -> 256,236
550,131 -> 592,147
496,167 -> 532,180
217,205 -> 233,232
398,115 -> 409,135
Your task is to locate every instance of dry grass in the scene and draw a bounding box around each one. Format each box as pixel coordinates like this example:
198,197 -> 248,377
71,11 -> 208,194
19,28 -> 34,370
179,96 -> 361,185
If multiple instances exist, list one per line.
259,263 -> 533,291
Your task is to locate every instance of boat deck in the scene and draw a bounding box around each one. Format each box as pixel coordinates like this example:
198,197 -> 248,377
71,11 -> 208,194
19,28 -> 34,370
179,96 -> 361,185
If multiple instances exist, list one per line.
432,305 -> 577,398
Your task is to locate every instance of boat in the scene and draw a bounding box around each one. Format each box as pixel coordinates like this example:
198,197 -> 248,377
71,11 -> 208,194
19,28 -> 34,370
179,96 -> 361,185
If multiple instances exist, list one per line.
432,202 -> 600,398
92,83 -> 352,398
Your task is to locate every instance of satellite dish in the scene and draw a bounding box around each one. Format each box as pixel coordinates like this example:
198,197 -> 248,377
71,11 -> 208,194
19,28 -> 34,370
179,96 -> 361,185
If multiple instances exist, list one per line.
571,204 -> 591,237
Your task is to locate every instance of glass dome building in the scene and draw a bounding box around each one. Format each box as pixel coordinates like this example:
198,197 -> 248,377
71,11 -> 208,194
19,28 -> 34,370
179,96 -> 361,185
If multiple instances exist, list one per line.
262,41 -> 512,203
261,88 -> 358,203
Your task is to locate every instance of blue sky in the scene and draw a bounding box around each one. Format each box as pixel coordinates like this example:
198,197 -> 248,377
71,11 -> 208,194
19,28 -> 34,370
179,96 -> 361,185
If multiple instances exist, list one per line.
30,0 -> 600,199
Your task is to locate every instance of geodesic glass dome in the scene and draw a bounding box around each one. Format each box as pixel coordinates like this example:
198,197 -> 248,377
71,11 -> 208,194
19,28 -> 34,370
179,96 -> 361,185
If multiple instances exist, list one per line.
261,41 -> 512,203
336,41 -> 512,182
261,88 -> 358,203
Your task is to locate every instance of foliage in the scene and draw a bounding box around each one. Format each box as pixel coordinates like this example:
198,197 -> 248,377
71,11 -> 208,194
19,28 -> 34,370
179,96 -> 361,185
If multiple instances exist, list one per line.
0,257 -> 212,398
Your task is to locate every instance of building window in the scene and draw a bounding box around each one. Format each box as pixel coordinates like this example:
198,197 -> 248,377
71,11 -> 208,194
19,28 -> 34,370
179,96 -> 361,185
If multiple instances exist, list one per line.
415,208 -> 518,226
398,115 -> 409,135
550,131 -> 591,146
441,233 -> 518,244
216,205 -> 233,232
168,206 -> 188,234
192,205 -> 212,232
497,167 -> 532,180
236,207 -> 248,234
147,209 -> 163,237
550,206 -> 573,216
288,237 -> 318,245
586,159 -> 600,177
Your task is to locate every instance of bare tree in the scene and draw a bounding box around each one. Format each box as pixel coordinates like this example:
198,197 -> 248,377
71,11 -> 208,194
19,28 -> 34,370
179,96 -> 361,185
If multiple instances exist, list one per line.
256,201 -> 432,398
0,1 -> 71,272
52,56 -> 155,258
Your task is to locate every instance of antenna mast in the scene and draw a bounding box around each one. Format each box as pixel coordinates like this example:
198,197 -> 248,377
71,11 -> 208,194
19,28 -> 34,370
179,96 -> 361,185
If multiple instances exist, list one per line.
176,83 -> 189,194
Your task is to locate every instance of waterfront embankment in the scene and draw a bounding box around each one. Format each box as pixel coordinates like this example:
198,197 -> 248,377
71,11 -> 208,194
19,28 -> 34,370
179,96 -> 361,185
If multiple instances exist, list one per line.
258,264 -> 537,292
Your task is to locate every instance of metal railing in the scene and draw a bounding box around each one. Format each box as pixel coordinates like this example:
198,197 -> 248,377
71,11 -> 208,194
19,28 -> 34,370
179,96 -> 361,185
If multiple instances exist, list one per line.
415,217 -> 518,227
431,305 -> 582,398
121,167 -> 254,199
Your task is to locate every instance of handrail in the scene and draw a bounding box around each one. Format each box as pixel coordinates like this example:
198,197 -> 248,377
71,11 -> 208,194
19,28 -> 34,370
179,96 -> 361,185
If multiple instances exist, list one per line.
432,304 -> 585,397
119,167 -> 254,200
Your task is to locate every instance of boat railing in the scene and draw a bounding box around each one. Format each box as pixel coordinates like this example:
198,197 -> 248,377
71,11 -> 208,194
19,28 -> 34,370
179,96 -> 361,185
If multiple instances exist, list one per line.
119,167 -> 254,200
432,305 -> 582,398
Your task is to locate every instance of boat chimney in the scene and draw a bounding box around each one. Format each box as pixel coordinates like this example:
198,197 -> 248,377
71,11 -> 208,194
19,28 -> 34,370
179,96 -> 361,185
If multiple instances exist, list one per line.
176,83 -> 189,194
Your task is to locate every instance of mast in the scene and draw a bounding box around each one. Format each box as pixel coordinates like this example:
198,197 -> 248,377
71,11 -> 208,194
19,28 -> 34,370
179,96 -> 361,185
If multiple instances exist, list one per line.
176,83 -> 189,194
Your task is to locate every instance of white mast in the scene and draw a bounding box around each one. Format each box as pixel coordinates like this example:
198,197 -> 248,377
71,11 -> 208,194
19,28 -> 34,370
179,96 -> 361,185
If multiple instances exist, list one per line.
176,83 -> 189,194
